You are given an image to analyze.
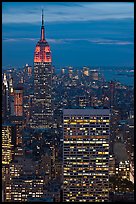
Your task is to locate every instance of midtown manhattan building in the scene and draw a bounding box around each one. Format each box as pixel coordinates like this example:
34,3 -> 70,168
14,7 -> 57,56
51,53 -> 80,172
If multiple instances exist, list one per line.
31,10 -> 53,128
13,87 -> 23,117
2,123 -> 16,166
2,73 -> 10,119
63,108 -> 110,202
2,123 -> 16,188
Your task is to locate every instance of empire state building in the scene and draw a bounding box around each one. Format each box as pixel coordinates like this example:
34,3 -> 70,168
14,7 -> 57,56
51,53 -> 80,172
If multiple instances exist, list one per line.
31,10 -> 53,129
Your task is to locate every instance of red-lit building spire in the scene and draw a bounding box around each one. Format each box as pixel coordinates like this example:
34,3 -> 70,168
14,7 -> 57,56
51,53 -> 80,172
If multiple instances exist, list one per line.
34,10 -> 52,63
42,9 -> 44,26
41,9 -> 45,41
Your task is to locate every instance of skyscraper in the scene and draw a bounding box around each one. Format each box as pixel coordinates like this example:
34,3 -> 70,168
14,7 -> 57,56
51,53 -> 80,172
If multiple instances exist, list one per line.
2,73 -> 10,119
2,123 -> 16,166
14,87 -> 23,116
63,108 -> 110,202
31,10 -> 53,129
2,82 -> 7,119
2,123 -> 16,191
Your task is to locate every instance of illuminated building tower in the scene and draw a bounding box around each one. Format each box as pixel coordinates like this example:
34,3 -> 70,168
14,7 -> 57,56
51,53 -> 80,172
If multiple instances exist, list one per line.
63,108 -> 110,202
8,75 -> 14,116
83,67 -> 89,76
32,10 -> 53,128
14,87 -> 23,116
9,74 -> 14,95
2,73 -> 10,119
2,123 -> 16,191
10,87 -> 24,146
10,116 -> 24,146
2,124 -> 16,166
24,64 -> 32,76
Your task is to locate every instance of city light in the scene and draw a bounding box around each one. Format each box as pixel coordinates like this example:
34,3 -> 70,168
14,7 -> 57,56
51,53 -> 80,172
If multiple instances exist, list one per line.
2,2 -> 134,203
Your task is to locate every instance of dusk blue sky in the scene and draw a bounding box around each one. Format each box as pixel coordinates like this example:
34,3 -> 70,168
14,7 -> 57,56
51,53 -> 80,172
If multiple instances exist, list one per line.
2,2 -> 134,69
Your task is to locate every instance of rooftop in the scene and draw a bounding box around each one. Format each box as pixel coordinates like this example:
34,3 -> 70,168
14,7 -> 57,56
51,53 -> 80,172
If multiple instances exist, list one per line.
63,107 -> 110,115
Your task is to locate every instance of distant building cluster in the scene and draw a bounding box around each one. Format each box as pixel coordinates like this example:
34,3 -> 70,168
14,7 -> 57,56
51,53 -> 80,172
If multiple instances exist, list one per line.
2,11 -> 134,202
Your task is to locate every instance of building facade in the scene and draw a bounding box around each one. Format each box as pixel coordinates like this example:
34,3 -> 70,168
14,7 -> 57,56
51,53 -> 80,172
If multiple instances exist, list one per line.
2,73 -> 10,119
2,124 -> 16,167
2,123 -> 16,201
63,108 -> 110,202
14,87 -> 23,117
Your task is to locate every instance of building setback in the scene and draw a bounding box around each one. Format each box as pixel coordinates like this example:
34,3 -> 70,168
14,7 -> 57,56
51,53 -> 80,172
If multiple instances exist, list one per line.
63,108 -> 110,202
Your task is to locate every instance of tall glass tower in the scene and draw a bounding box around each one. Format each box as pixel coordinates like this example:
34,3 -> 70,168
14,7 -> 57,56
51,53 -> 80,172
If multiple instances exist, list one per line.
32,10 -> 53,129
63,108 -> 110,202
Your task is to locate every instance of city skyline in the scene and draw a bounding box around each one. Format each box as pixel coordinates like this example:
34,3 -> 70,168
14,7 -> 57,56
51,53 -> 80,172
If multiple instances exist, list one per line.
2,2 -> 134,68
2,2 -> 134,202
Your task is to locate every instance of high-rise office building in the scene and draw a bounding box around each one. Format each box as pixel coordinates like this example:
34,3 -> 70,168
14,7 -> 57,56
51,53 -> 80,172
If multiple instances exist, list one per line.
14,87 -> 23,116
2,123 -> 16,191
2,124 -> 16,166
63,108 -> 110,202
24,64 -> 32,76
10,116 -> 24,146
31,10 -> 53,128
6,176 -> 44,202
9,86 -> 24,146
2,73 -> 10,119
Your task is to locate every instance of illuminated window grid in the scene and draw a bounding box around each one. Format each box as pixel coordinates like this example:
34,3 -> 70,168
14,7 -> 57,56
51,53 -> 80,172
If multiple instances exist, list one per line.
14,89 -> 23,116
2,126 -> 14,165
63,109 -> 110,202
8,177 -> 44,202
32,62 -> 53,129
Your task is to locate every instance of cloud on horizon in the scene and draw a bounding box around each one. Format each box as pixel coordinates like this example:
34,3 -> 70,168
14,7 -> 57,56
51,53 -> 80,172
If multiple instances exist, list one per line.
2,2 -> 134,24
3,37 -> 134,46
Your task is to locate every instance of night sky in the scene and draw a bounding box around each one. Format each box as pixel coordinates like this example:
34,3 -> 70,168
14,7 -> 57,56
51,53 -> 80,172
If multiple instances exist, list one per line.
2,2 -> 134,69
